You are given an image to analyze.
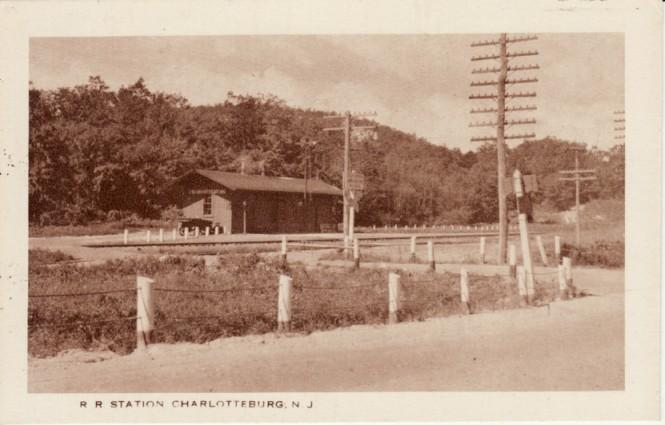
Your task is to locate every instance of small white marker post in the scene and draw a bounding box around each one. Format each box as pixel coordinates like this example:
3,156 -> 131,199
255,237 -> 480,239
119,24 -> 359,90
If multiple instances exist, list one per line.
277,274 -> 292,332
123,229 -> 129,245
280,235 -> 288,268
214,226 -> 219,236
536,235 -> 549,266
388,272 -> 400,324
372,224 -> 376,231
348,207 -> 355,259
343,234 -> 350,260
172,228 -> 177,241
554,236 -> 561,264
427,241 -> 435,271
516,265 -> 528,306
525,260 -> 535,304
136,276 -> 155,350
410,236 -> 417,262
479,237 -> 486,264
205,226 -> 210,237
460,268 -> 470,314
557,264 -> 569,300
353,238 -> 360,269
562,256 -> 574,297
194,227 -> 200,238
146,230 -> 151,243
508,244 -> 517,279
159,228 -> 164,243
184,227 -> 189,240
514,170 -> 536,298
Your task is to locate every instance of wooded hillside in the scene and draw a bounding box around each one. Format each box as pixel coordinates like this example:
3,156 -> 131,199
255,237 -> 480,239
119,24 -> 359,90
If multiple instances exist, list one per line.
29,77 -> 624,226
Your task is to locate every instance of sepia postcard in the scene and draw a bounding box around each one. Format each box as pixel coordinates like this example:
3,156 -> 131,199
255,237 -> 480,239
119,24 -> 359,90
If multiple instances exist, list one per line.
0,0 -> 662,422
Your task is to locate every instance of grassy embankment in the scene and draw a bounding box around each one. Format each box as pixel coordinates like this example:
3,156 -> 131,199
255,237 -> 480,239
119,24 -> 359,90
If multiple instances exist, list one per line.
28,252 -> 563,358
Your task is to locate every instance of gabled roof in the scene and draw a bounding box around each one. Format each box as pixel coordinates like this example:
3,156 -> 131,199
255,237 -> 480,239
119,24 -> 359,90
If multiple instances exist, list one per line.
174,169 -> 342,196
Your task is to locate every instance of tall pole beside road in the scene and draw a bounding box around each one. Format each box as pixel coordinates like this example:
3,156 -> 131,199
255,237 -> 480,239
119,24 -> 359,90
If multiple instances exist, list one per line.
343,112 -> 351,237
559,149 -> 597,245
469,33 -> 539,264
323,111 -> 377,239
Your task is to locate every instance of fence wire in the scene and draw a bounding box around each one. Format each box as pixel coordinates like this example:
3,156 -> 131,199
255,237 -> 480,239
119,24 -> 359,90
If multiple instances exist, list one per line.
28,260 -> 567,335
298,282 -> 383,290
154,286 -> 271,294
29,289 -> 135,298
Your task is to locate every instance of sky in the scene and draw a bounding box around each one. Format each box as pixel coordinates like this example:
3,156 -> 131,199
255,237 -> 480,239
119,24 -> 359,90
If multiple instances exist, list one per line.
30,34 -> 624,152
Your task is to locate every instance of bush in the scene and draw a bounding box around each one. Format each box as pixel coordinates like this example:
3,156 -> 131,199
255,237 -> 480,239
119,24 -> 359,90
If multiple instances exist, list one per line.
560,240 -> 624,268
29,249 -> 75,269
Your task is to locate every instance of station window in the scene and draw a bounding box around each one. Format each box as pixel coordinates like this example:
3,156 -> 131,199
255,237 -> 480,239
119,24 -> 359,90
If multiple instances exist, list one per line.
203,194 -> 212,215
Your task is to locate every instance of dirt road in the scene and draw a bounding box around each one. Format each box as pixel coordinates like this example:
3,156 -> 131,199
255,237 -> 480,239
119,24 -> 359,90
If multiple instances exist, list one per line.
29,268 -> 624,392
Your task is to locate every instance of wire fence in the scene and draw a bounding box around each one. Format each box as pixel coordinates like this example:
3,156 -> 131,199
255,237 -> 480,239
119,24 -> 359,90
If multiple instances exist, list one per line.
28,237 -> 574,356
29,289 -> 135,298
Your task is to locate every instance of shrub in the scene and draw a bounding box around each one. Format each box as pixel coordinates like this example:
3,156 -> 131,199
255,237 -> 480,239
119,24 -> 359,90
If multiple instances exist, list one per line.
560,240 -> 624,268
29,249 -> 75,269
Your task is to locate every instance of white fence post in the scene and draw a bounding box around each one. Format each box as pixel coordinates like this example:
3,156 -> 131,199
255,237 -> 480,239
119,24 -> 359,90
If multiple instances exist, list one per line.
427,241 -> 435,271
388,272 -> 400,324
159,228 -> 164,243
214,226 -> 219,235
205,226 -> 210,237
172,228 -> 177,241
353,238 -> 360,269
460,268 -> 470,314
136,276 -> 155,350
146,230 -> 151,243
123,229 -> 129,245
184,227 -> 189,240
508,244 -> 517,278
410,236 -> 417,262
563,256 -> 574,297
536,235 -> 549,266
194,227 -> 200,238
277,274 -> 292,332
518,213 -> 536,298
516,265 -> 528,306
280,235 -> 288,267
554,236 -> 561,264
479,236 -> 486,264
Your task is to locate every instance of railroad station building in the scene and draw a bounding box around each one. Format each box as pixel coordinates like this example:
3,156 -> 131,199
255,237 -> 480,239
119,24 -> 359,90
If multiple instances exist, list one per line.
167,169 -> 342,234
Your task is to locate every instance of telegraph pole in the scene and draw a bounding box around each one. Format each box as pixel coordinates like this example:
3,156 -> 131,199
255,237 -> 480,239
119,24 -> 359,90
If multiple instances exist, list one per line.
323,112 -> 376,238
559,148 -> 597,245
469,33 -> 539,264
343,112 -> 351,236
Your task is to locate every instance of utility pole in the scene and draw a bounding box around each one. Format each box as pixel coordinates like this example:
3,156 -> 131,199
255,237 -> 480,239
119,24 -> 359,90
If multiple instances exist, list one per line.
469,33 -> 539,264
302,138 -> 318,231
559,148 -> 597,245
323,112 -> 377,238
